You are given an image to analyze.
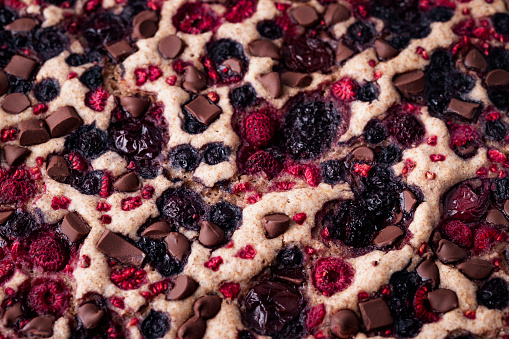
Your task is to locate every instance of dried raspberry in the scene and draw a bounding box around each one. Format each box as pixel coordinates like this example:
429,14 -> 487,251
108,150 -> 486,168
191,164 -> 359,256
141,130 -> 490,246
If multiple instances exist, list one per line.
99,173 -> 111,197
172,2 -> 218,34
85,87 -> 110,112
166,76 -> 177,86
96,201 -> 111,212
28,278 -> 70,316
225,0 -> 257,23
449,125 -> 479,147
33,103 -> 48,115
246,193 -> 262,204
0,127 -> 17,142
0,168 -> 38,205
427,135 -> 437,146
274,181 -> 296,190
148,280 -> 169,295
204,256 -> 223,271
172,59 -> 191,75
430,154 -> 446,162
440,220 -> 473,248
464,309 -> 476,319
293,213 -> 307,224
236,245 -> 256,259
219,282 -> 241,299
141,186 -> 155,199
474,226 -> 503,254
245,151 -> 282,177
232,182 -> 250,193
331,78 -> 356,101
244,113 -> 274,146
312,257 -> 354,296
100,215 -> 112,224
67,152 -> 87,171
148,65 -> 163,82
110,296 -> 125,309
110,266 -> 147,290
134,68 -> 148,86
0,261 -> 14,285
306,304 -> 326,330
357,291 -> 369,301
51,196 -> 71,210
489,149 -> 507,163
304,166 -> 320,187
354,163 -> 371,177
121,196 -> 143,211
413,285 -> 438,322
29,235 -> 68,271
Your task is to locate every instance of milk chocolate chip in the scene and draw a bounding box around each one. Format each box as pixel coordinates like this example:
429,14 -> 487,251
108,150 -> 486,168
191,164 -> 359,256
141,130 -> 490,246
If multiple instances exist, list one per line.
45,106 -> 83,138
96,230 -> 146,266
0,210 -> 13,224
436,239 -> 468,264
373,226 -> 404,247
223,58 -> 244,74
185,95 -> 222,125
18,119 -> 50,146
105,40 -> 133,62
324,3 -> 350,27
281,72 -> 312,88
416,258 -> 439,288
486,209 -> 509,226
132,10 -> 158,39
457,259 -> 495,280
2,92 -> 30,114
259,72 -> 282,98
141,221 -> 172,239
120,96 -> 150,118
351,146 -> 374,162
159,35 -> 184,59
262,213 -> 291,239
427,289 -> 458,313
5,18 -> 37,32
401,190 -> 417,211
113,172 -> 140,192
291,5 -> 319,27
248,40 -> 280,59
78,302 -> 105,329
183,66 -> 207,93
165,232 -> 190,261
359,298 -> 393,331
2,302 -> 22,326
193,295 -> 222,319
199,220 -> 225,247
464,49 -> 487,71
486,69 -> 509,87
448,98 -> 479,120
374,39 -> 398,60
336,41 -> 354,63
177,315 -> 206,339
22,316 -> 54,337
0,70 -> 7,96
5,55 -> 37,79
4,145 -> 30,166
46,155 -> 70,182
393,70 -> 426,95
167,275 -> 198,300
330,309 -> 360,338
61,212 -> 90,242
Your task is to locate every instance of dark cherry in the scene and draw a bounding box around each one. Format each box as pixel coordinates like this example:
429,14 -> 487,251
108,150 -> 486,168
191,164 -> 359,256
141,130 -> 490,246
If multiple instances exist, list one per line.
230,84 -> 257,109
207,38 -> 247,68
428,7 -> 454,22
256,20 -> 283,40
82,12 -> 128,48
71,170 -> 104,195
477,278 -> 509,310
347,21 -> 375,45
208,201 -> 242,232
65,53 -> 87,66
282,35 -> 334,74
202,143 -> 230,165
157,187 -> 205,231
35,28 -> 67,61
109,121 -> 163,161
141,311 -> 170,339
170,145 -> 199,172
65,124 -> 108,159
34,78 -> 60,102
443,179 -> 490,222
387,113 -> 425,148
0,210 -> 37,240
485,119 -> 508,141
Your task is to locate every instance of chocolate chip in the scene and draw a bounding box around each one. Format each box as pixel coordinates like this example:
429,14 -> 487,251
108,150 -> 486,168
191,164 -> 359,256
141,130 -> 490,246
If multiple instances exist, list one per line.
448,98 -> 479,120
193,295 -> 222,319
4,145 -> 30,166
158,35 -> 184,59
22,316 -> 54,337
105,40 -> 132,62
199,220 -> 225,247
0,70 -> 7,96
373,225 -> 404,247
324,3 -> 350,27
141,221 -> 172,239
436,239 -> 468,264
5,55 -> 37,79
3,302 -> 22,326
113,172 -> 140,192
5,18 -> 37,32
183,66 -> 207,93
374,39 -> 398,60
486,208 -> 509,226
393,70 -> 425,95
336,41 -> 355,63
262,213 -> 290,239
401,190 -> 417,211
427,289 -> 458,313
164,232 -> 189,261
96,230 -> 146,266
46,155 -> 70,182
132,10 -> 158,40
464,49 -> 487,71
486,69 -> 509,87
2,92 -> 30,114
45,106 -> 82,138
78,302 -> 105,329
416,258 -> 439,288
18,119 -> 50,146
167,275 -> 198,300
184,95 -> 222,125
0,210 -> 13,224
248,40 -> 281,59
120,96 -> 150,118
351,146 -> 374,162
177,315 -> 206,339
61,212 -> 90,242
223,58 -> 244,74
457,259 -> 495,280
359,298 -> 393,331
505,200 -> 509,215
330,309 -> 360,339
291,5 -> 319,27
281,72 -> 312,88
259,72 -> 282,98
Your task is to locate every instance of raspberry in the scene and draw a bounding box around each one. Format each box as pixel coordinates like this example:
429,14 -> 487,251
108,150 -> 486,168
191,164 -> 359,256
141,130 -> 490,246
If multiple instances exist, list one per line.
306,304 -> 326,330
67,152 -> 87,171
142,186 -> 155,199
236,245 -> 256,259
110,266 -> 147,290
245,151 -> 282,177
28,278 -> 70,316
474,226 -> 503,254
0,261 -> 14,285
440,220 -> 473,248
331,78 -> 357,101
304,166 -> 320,187
244,113 -> 274,146
99,173 -> 111,198
0,168 -> 38,205
110,296 -> 125,309
204,256 -> 223,271
430,154 -> 446,162
172,2 -> 218,34
312,257 -> 354,296
489,149 -> 507,163
449,125 -> 479,147
225,0 -> 257,23
134,68 -> 148,86
85,87 -> 110,112
220,282 -> 241,299
413,285 -> 438,322
0,127 -> 17,142
121,196 -> 143,211
293,213 -> 307,224
354,163 -> 371,177
29,235 -> 68,271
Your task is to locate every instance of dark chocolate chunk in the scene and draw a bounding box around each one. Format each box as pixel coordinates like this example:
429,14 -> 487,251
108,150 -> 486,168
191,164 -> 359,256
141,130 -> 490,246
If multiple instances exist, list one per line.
291,5 -> 319,27
259,72 -> 281,98
351,146 -> 374,162
96,230 -> 146,266
486,69 -> 509,87
0,210 -> 13,224
5,18 -> 37,32
46,155 -> 70,182
167,275 -> 198,300
457,259 -> 495,280
336,41 -> 354,63
78,302 -> 105,329
4,145 -> 30,166
262,213 -> 291,239
223,58 -> 244,74
486,208 -> 509,226
199,220 -> 225,247
2,93 -> 30,114
18,119 -> 50,146
184,95 -> 222,125
193,295 -> 222,319
324,4 -> 350,27
141,221 -> 172,239
373,225 -> 404,247
505,200 -> 509,215
5,55 -> 37,79
436,239 -> 468,264
2,302 -> 22,326
177,315 -> 206,339
120,96 -> 150,118
448,98 -> 479,120
248,40 -> 280,59
132,10 -> 158,40
0,70 -> 7,96
281,72 -> 312,88
158,35 -> 184,59
22,316 -> 54,337
105,40 -> 133,62
61,212 -> 90,242
183,66 -> 207,93
374,39 -> 398,60
164,232 -> 190,261
401,190 -> 417,211
416,258 -> 439,288
330,309 -> 360,338
113,172 -> 140,192
359,298 -> 393,331
427,289 -> 458,313
45,106 -> 82,138
393,70 -> 426,95
464,49 -> 487,71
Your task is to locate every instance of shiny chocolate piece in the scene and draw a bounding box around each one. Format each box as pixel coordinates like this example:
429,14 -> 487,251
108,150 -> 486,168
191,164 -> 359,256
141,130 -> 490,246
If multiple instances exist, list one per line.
18,119 -> 50,146
2,92 -> 30,114
184,95 -> 222,125
96,230 -> 146,266
158,35 -> 184,59
45,106 -> 82,138
5,55 -> 37,79
113,172 -> 140,192
61,212 -> 90,242
46,155 -> 70,182
262,213 -> 291,239
4,145 -> 30,166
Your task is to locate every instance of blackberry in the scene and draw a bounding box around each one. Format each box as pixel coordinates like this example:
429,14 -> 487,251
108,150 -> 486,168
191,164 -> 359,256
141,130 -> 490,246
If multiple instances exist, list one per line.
488,89 -> 509,111
182,109 -> 209,134
394,318 -> 423,338
207,39 -> 247,66
477,278 -> 509,310
35,28 -> 67,60
79,66 -> 103,90
321,160 -> 345,184
276,247 -> 303,269
428,7 -> 454,22
141,311 -> 170,339
7,74 -> 34,94
485,119 -> 507,141
491,178 -> 509,202
170,145 -> 199,172
83,12 -> 128,48
135,237 -> 183,277
493,13 -> 509,36
377,144 -> 402,165
427,89 -> 452,114
364,119 -> 387,144
230,84 -> 257,109
387,113 -> 425,147
34,78 -> 60,102
202,143 -> 230,165
256,20 -> 283,40
208,201 -> 242,232
1,210 -> 37,240
71,171 -> 104,195
450,73 -> 475,94
347,21 -> 374,45
65,124 -> 108,158
157,187 -> 205,231
357,82 -> 379,102
487,48 -> 509,72
0,7 -> 15,27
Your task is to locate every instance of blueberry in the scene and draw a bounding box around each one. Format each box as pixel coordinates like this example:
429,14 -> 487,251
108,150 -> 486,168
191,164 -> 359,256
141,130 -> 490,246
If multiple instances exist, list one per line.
357,82 -> 379,102
429,50 -> 454,73
6,74 -> 33,94
71,171 -> 104,195
274,316 -> 305,339
488,88 -> 509,111
283,35 -> 334,74
87,51 -> 103,64
141,311 -> 170,339
377,144 -> 402,165
79,66 -> 103,90
347,21 -> 374,45
35,28 -> 67,60
485,119 -> 507,141
390,36 -> 410,50
364,119 -> 387,144
65,124 -> 108,159
202,143 -> 230,165
487,48 -> 509,72
157,187 -> 205,231
230,84 -> 257,109
208,201 -> 242,232
493,13 -> 509,36
34,78 -> 60,102
428,7 -> 454,22
477,278 -> 509,310
182,109 -> 209,134
394,318 -> 423,338
427,89 -> 452,114
0,7 -> 15,27
276,247 -> 303,269
256,20 -> 283,40
451,73 -> 475,94
321,160 -> 345,184
1,210 -> 37,240
109,121 -> 164,161
207,39 -> 247,66
170,145 -> 199,172
389,270 -> 420,303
